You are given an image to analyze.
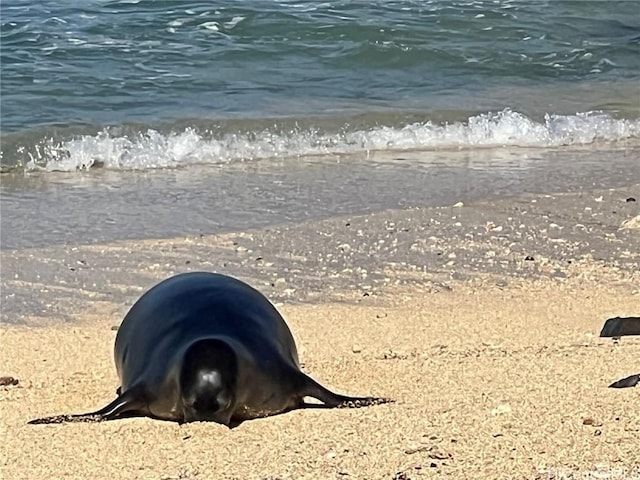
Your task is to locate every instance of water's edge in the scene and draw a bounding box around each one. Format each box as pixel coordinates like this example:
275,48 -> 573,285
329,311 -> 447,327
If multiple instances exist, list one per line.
2,145 -> 639,250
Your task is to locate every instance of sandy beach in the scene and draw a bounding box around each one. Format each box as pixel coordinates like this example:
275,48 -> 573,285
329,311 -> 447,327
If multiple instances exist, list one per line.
2,185 -> 639,479
3,2 -> 640,478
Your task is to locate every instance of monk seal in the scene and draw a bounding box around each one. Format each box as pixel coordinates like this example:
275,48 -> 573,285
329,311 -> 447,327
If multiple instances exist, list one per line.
600,316 -> 640,389
29,272 -> 390,426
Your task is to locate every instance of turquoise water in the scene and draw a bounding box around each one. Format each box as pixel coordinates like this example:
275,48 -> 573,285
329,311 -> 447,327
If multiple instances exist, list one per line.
1,0 -> 639,171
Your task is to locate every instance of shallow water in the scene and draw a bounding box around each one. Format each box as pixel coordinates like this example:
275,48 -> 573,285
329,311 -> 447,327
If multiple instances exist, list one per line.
2,145 -> 639,249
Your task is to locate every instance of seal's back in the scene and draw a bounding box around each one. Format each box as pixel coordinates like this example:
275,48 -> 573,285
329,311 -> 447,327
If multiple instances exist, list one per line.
114,272 -> 300,390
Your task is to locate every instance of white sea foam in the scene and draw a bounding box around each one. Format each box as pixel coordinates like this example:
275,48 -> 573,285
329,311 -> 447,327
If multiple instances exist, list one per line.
24,110 -> 640,172
224,16 -> 245,29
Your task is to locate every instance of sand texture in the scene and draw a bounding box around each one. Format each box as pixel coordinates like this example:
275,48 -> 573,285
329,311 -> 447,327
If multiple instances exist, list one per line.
2,187 -> 639,479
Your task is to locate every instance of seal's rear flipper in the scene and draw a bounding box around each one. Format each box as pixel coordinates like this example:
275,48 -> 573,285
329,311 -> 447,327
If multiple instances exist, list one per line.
600,316 -> 640,337
28,387 -> 145,424
609,373 -> 640,389
300,373 -> 392,409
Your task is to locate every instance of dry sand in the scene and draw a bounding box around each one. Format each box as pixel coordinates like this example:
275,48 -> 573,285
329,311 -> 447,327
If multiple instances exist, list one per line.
3,280 -> 639,479
2,188 -> 640,479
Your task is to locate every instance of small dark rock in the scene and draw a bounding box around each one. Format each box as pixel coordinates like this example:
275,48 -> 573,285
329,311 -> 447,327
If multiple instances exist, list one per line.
392,472 -> 410,480
582,417 -> 602,427
428,451 -> 451,460
525,255 -> 535,261
0,376 -> 19,387
185,260 -> 191,265
609,373 -> 640,388
600,316 -> 640,338
626,197 -> 636,202
111,325 -> 119,331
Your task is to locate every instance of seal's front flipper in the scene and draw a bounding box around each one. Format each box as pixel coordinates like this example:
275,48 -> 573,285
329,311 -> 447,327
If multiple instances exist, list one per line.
300,373 -> 392,409
609,373 -> 640,389
28,387 -> 146,424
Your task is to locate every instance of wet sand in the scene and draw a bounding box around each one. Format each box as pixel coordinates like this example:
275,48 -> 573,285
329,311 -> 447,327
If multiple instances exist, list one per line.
1,185 -> 640,479
3,145 -> 640,250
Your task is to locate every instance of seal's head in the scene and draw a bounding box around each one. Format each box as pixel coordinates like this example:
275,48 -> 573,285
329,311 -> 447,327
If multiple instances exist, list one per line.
179,339 -> 237,424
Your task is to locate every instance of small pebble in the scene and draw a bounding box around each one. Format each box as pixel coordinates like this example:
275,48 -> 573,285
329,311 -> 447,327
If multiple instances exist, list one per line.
0,376 -> 19,386
582,417 -> 602,427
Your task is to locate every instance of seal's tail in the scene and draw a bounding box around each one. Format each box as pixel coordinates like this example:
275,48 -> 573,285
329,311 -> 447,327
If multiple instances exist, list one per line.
300,373 -> 392,409
28,388 -> 144,424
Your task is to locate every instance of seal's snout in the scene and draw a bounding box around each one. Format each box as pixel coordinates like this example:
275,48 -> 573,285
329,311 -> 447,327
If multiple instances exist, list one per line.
184,370 -> 231,410
179,338 -> 238,424
181,370 -> 235,425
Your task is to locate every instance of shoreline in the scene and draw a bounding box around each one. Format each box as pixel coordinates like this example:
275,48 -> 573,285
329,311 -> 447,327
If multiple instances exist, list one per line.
2,145 -> 640,250
2,182 -> 638,325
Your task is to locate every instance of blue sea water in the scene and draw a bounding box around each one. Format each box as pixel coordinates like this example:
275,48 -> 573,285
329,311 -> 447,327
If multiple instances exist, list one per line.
1,0 -> 639,172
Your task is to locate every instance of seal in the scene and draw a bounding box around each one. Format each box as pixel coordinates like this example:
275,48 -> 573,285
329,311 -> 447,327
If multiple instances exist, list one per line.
600,316 -> 640,389
29,272 -> 390,426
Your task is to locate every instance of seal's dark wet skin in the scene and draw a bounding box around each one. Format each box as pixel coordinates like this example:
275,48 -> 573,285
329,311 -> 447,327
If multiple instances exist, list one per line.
29,272 -> 391,426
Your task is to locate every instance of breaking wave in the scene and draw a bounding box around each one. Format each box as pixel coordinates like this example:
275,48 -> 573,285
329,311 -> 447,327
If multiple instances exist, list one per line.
16,109 -> 640,172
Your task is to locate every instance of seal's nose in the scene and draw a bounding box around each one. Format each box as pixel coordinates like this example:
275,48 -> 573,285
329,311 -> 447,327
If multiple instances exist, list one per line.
182,403 -> 233,426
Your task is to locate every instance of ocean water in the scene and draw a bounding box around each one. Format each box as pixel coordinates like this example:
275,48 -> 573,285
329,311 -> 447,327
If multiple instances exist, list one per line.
1,0 -> 639,172
1,1 -> 640,248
